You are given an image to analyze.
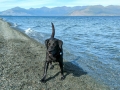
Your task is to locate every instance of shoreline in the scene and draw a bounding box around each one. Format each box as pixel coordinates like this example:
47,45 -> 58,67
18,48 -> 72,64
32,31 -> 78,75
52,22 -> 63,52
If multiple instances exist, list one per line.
0,19 -> 109,90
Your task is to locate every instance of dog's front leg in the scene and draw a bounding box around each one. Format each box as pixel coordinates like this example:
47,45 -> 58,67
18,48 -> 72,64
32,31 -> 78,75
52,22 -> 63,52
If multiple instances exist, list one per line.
41,61 -> 49,82
59,59 -> 65,80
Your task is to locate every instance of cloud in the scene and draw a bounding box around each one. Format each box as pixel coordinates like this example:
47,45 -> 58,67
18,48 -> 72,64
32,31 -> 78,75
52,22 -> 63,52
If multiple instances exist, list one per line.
0,0 -> 53,11
0,0 -> 120,11
73,0 -> 120,6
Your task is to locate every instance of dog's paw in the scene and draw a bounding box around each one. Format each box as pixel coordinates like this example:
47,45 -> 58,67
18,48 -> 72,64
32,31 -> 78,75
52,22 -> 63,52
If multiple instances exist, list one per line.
40,79 -> 46,83
60,76 -> 65,80
50,65 -> 54,69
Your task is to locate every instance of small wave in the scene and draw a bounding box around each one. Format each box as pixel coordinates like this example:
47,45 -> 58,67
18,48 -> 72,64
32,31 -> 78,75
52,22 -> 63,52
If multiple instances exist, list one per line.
13,23 -> 18,27
9,22 -> 21,28
37,25 -> 40,27
25,28 -> 33,34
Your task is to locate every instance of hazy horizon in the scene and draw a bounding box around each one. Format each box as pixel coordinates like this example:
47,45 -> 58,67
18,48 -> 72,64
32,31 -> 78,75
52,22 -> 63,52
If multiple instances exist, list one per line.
0,0 -> 120,11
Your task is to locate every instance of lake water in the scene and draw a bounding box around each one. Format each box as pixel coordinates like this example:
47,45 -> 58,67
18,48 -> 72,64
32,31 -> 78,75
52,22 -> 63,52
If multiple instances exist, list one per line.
1,16 -> 120,89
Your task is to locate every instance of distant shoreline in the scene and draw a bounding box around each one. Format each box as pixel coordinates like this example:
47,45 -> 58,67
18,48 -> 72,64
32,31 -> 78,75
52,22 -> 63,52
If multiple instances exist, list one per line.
0,5 -> 120,16
1,15 -> 120,16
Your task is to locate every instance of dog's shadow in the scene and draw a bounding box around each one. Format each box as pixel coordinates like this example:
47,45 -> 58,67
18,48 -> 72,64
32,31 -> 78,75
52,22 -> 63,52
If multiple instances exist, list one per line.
64,61 -> 87,77
45,61 -> 87,82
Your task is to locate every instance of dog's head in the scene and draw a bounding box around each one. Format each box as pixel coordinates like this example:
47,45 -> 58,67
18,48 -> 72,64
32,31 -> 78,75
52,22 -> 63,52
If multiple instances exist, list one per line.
45,38 -> 63,57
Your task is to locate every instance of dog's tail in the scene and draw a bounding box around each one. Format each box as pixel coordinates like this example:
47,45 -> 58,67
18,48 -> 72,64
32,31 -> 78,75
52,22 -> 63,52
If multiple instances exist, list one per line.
51,22 -> 55,38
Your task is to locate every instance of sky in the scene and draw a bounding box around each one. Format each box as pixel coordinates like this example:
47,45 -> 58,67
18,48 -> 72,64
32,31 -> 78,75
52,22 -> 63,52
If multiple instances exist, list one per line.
0,0 -> 120,11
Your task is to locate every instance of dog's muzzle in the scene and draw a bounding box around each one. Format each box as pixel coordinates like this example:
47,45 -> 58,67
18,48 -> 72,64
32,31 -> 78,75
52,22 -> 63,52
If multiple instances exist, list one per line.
47,51 -> 56,61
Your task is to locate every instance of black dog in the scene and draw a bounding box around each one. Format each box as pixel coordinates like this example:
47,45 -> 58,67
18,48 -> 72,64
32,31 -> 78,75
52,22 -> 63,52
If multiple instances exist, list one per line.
41,23 -> 64,82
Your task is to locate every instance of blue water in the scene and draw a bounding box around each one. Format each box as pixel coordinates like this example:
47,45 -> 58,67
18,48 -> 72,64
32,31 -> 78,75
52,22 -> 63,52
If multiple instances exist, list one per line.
1,16 -> 120,89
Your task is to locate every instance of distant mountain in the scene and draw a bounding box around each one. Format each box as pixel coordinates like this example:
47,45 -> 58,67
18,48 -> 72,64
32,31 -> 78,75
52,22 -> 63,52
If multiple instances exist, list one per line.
0,7 -> 31,16
0,5 -> 120,16
70,5 -> 120,16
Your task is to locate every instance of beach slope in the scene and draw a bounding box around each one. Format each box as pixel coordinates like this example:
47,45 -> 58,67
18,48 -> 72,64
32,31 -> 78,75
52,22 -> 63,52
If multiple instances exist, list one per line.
0,19 -> 109,90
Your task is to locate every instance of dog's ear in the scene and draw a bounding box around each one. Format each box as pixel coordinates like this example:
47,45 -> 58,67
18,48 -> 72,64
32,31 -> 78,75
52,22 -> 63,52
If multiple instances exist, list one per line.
58,40 -> 63,51
45,39 -> 49,49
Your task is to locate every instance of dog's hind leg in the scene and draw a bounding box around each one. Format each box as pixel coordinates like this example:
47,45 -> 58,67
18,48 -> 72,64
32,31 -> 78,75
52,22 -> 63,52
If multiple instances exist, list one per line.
50,62 -> 54,69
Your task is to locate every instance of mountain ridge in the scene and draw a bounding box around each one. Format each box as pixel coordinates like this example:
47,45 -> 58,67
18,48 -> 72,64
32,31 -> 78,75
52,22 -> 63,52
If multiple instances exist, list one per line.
0,5 -> 120,16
